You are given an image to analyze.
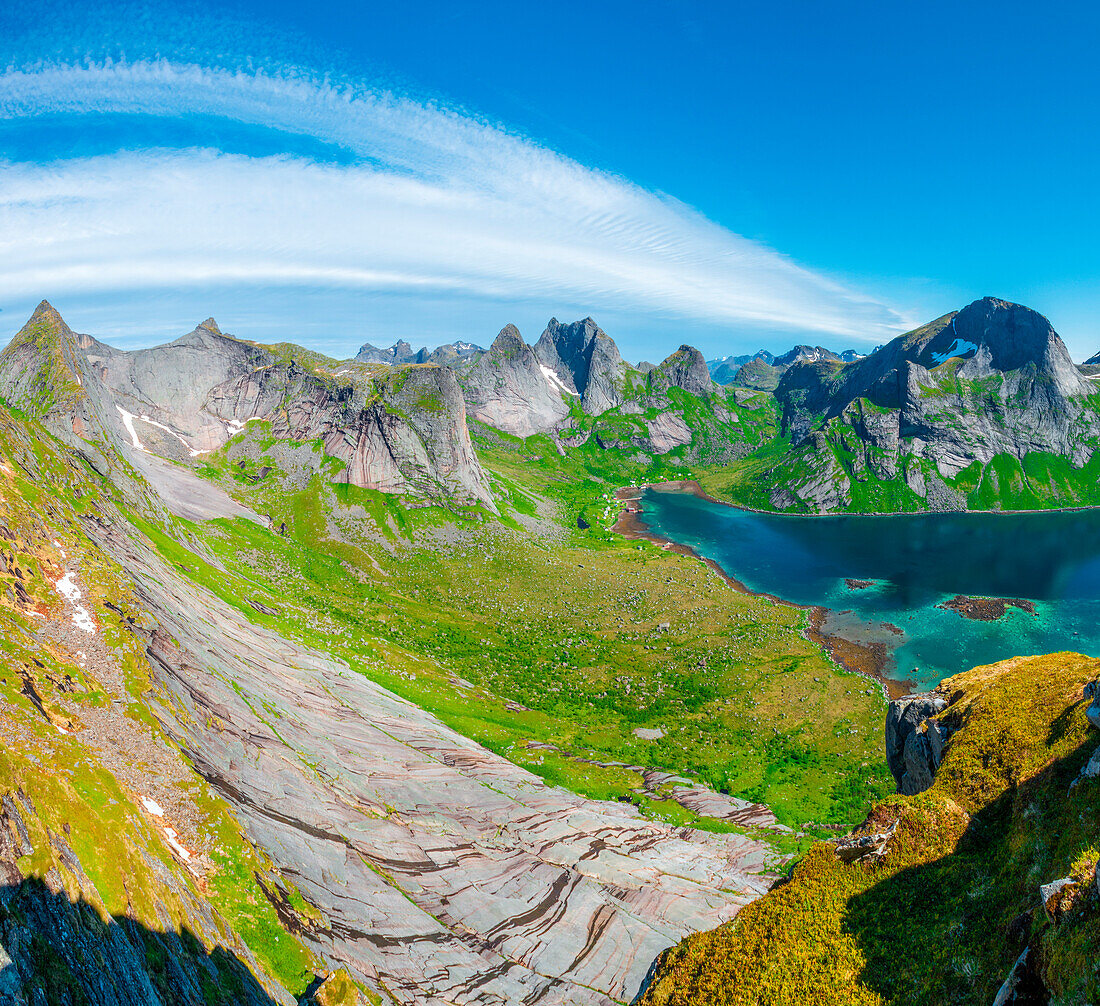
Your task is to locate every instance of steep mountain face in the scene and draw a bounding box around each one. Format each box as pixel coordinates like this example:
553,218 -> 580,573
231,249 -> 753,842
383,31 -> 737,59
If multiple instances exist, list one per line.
0,304 -> 495,512
657,345 -> 715,397
355,339 -> 483,366
761,298 -> 1100,511
457,324 -> 573,437
456,319 -> 741,457
533,317 -> 630,415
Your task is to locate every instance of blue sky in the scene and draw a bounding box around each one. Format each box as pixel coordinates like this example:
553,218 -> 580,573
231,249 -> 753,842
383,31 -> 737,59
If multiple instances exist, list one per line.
1,0 -> 1098,361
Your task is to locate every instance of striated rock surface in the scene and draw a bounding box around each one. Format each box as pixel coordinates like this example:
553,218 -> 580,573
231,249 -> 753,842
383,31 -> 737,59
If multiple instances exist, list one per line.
79,513 -> 778,1006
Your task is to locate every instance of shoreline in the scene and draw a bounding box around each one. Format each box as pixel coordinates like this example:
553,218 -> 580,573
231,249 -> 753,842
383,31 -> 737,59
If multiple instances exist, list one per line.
645,477 -> 1100,520
612,481 -> 913,700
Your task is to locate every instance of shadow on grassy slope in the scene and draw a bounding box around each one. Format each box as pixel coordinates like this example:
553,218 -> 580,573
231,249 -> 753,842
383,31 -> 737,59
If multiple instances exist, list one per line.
0,877 -> 289,1006
844,732 -> 1098,1004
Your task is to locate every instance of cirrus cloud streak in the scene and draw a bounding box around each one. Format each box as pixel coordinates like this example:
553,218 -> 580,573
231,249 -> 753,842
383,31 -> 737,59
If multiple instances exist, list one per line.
0,59 -> 910,340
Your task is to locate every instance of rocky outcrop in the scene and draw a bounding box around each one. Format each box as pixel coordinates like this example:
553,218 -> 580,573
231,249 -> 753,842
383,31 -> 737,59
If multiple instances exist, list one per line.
457,324 -> 572,437
0,305 -> 495,511
1085,678 -> 1100,729
834,819 -> 897,863
657,345 -> 714,397
533,317 -> 631,415
769,432 -> 852,511
885,691 -> 952,795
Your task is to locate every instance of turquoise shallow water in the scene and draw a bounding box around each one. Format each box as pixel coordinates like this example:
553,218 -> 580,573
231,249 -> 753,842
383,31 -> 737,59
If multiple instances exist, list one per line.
637,488 -> 1100,690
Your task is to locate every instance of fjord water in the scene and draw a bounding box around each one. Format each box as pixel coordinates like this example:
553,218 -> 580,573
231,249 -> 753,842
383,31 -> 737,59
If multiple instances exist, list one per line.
639,488 -> 1100,690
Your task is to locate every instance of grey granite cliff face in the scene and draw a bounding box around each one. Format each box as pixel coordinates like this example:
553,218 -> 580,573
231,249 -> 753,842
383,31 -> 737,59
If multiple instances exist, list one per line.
456,321 -> 722,454
770,298 -> 1100,510
0,305 -> 495,511
457,324 -> 572,437
533,317 -> 632,415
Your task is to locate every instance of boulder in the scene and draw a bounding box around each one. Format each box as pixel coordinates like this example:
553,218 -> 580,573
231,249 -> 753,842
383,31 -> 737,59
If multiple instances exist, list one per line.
885,692 -> 948,793
1085,678 -> 1100,729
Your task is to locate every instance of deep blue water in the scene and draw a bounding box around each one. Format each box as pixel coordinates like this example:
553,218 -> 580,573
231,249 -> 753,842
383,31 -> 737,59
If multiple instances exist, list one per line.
637,488 -> 1100,690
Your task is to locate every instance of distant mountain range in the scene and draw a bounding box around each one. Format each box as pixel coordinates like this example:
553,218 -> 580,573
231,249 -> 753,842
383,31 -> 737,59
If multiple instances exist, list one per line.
4,294 -> 1099,518
355,338 -> 483,366
706,345 -> 872,387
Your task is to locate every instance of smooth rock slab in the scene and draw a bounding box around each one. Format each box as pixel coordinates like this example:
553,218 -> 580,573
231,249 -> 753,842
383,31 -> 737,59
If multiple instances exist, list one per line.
90,517 -> 778,1006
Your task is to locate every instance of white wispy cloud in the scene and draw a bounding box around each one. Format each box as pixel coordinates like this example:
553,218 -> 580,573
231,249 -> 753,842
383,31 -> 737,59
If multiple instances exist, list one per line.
0,59 -> 910,340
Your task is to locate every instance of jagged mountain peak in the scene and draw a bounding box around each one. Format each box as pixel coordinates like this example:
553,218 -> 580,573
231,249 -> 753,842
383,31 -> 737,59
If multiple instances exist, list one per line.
16,300 -> 75,342
198,317 -> 222,335
533,316 -> 628,415
29,299 -> 65,324
490,324 -> 525,351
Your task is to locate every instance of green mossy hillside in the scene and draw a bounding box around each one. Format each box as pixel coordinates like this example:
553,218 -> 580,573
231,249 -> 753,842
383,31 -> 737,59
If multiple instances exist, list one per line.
639,652 -> 1100,1006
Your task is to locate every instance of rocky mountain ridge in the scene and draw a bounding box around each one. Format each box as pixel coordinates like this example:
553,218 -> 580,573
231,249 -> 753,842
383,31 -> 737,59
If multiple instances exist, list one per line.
457,317 -> 735,456
355,338 -> 483,367
707,345 -> 869,386
0,303 -> 496,514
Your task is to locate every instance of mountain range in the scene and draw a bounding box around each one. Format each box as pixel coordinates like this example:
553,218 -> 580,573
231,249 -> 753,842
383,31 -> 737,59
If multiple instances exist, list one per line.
8,295 -> 1100,520
0,294 -> 1099,1005
354,338 -> 483,366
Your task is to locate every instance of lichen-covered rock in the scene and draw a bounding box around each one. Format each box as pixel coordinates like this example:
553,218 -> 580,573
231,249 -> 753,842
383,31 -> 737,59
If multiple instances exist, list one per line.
835,819 -> 897,863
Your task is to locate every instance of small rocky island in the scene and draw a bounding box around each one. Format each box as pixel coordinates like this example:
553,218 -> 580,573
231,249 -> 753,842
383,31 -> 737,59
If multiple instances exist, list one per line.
938,595 -> 1037,621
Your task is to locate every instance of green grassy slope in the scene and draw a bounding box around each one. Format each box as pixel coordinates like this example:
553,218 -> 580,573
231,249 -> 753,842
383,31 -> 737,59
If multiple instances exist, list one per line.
166,416 -> 892,834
